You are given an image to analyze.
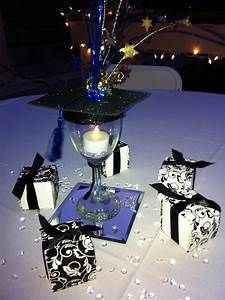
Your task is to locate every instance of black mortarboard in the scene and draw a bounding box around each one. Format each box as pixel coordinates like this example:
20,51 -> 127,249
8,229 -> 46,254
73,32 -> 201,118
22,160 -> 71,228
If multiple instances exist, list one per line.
30,87 -> 148,124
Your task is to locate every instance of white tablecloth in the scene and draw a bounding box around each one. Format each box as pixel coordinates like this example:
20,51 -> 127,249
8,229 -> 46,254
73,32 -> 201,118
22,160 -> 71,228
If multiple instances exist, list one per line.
0,90 -> 225,300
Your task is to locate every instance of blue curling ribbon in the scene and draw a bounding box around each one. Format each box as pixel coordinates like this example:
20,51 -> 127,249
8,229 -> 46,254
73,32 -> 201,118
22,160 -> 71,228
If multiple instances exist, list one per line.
45,108 -> 64,162
88,0 -> 105,101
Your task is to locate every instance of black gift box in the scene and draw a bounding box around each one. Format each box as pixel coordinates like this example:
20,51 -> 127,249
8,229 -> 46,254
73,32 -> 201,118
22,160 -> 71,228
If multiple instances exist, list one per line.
39,215 -> 99,292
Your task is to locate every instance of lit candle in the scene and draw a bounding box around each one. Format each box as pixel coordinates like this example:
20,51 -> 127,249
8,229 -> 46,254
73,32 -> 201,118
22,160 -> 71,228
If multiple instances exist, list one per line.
83,126 -> 109,155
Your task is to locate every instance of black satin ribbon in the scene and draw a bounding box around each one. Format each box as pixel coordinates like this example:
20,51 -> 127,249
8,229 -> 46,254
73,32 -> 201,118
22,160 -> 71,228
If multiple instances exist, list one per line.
162,148 -> 214,168
39,214 -> 101,248
12,153 -> 44,209
150,183 -> 221,243
113,147 -> 121,175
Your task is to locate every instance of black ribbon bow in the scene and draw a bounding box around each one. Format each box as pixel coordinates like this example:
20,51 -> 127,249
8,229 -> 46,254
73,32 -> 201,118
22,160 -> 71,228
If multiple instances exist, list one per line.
39,214 -> 101,248
12,153 -> 45,209
162,149 -> 214,168
150,183 -> 220,244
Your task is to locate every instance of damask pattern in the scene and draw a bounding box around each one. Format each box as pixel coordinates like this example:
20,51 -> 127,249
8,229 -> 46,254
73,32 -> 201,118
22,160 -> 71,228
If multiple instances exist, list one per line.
41,221 -> 96,292
160,195 -> 220,252
158,157 -> 195,197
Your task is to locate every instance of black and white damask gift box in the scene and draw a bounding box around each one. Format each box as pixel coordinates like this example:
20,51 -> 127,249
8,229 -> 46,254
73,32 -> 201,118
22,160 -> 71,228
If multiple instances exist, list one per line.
101,141 -> 129,177
12,153 -> 58,209
158,149 -> 213,197
151,183 -> 221,252
39,215 -> 100,292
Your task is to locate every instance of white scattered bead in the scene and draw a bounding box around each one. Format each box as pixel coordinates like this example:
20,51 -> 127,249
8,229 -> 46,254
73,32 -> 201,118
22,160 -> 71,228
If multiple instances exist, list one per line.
96,266 -> 102,272
139,295 -> 147,300
149,292 -> 155,298
156,258 -> 164,263
121,268 -> 128,274
38,274 -> 46,278
18,250 -> 24,256
19,225 -> 26,231
79,173 -> 83,177
134,229 -> 140,234
0,257 -> 6,265
101,241 -> 107,247
140,288 -> 147,295
10,170 -> 14,174
192,253 -> 199,259
133,256 -> 141,264
133,184 -> 139,190
30,267 -> 38,271
137,239 -> 145,247
87,286 -> 94,294
34,237 -> 41,243
143,203 -> 149,208
169,258 -> 176,265
95,293 -> 103,299
137,212 -> 143,218
134,278 -> 141,285
20,217 -> 26,222
162,277 -> 168,283
127,293 -> 134,299
202,258 -> 209,264
108,267 -> 115,272
11,274 -> 18,280
170,278 -> 177,286
185,297 -> 191,300
179,283 -> 186,290
112,225 -> 118,233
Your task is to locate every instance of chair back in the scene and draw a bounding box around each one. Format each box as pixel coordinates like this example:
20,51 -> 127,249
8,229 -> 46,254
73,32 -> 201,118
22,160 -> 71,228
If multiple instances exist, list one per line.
107,64 -> 182,91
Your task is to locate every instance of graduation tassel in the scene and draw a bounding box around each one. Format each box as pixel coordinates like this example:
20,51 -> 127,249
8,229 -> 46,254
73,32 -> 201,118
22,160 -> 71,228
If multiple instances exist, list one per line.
45,108 -> 64,162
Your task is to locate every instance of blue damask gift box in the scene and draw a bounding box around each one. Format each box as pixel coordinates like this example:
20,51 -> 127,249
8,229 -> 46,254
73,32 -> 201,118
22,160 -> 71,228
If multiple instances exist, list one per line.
39,215 -> 100,292
101,141 -> 129,177
158,149 -> 213,197
12,153 -> 58,209
151,183 -> 221,252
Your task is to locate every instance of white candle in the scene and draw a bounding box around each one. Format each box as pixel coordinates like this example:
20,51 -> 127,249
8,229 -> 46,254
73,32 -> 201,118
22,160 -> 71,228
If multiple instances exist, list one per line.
83,126 -> 109,155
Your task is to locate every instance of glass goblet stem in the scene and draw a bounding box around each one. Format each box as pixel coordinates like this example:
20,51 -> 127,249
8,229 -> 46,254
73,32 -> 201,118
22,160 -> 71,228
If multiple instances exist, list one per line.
83,163 -> 103,201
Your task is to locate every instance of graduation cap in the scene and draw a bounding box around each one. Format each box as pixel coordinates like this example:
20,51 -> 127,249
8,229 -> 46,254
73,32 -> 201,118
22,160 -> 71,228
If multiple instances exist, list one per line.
30,87 -> 148,124
29,87 -> 148,161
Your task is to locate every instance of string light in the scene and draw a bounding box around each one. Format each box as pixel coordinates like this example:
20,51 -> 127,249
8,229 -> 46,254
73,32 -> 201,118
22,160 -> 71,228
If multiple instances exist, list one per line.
171,53 -> 176,60
154,53 -> 158,59
160,53 -> 164,60
65,22 -> 69,27
208,57 -> 212,64
214,56 -> 219,61
60,12 -> 65,16
193,47 -> 200,55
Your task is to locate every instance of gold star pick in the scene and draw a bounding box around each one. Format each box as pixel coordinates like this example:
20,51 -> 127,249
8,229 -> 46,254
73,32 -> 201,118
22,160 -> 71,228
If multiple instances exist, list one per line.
141,17 -> 153,32
119,43 -> 139,59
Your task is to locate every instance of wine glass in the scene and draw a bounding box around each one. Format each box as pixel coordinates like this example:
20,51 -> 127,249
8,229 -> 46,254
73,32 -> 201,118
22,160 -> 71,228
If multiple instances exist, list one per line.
67,117 -> 122,223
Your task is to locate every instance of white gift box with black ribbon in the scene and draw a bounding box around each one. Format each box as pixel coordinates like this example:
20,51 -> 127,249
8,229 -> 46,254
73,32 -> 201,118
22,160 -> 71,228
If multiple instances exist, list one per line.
12,153 -> 58,210
101,141 -> 129,177
158,149 -> 213,197
151,183 -> 221,252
